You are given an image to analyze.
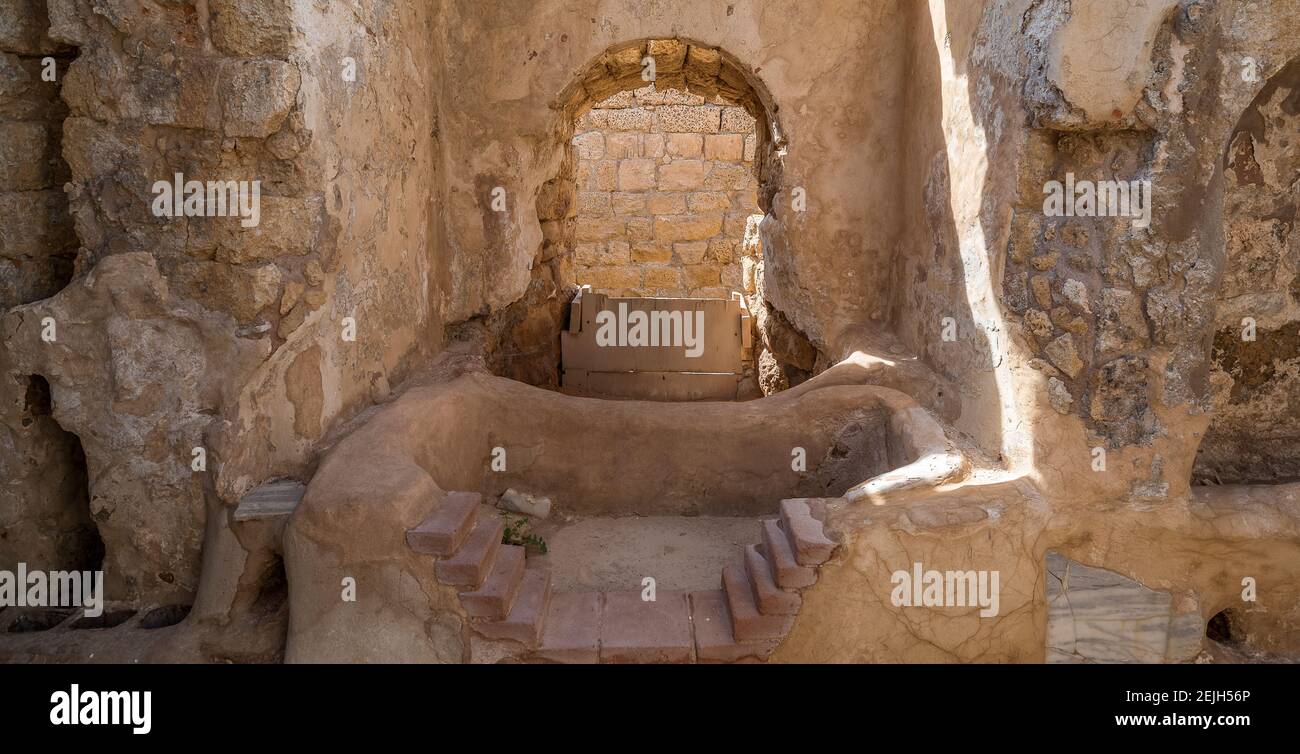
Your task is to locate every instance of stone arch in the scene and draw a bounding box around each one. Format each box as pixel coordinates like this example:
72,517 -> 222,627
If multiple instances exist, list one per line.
482,38 -> 792,390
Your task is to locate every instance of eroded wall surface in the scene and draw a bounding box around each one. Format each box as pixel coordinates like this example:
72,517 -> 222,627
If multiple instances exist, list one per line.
0,0 -> 444,605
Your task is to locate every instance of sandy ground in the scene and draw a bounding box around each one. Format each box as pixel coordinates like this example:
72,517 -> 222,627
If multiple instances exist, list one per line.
524,514 -> 762,593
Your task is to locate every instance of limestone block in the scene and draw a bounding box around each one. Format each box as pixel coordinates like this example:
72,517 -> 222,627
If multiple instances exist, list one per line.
172,260 -> 282,323
704,133 -> 743,161
1044,0 -> 1178,123
218,59 -> 300,138
631,241 -> 671,264
647,192 -> 684,215
687,191 -> 730,212
654,213 -> 721,242
0,121 -> 62,190
616,158 -> 655,190
656,104 -> 720,133
604,132 -> 640,158
575,215 -> 625,242
673,240 -> 707,264
721,106 -> 755,133
659,159 -> 705,191
573,130 -> 604,160
210,0 -> 293,58
665,132 -> 702,157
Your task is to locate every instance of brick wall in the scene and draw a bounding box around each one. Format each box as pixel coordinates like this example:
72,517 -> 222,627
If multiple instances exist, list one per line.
571,85 -> 760,298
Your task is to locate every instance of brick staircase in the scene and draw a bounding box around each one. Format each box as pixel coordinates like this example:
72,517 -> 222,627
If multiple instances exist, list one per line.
406,493 -> 838,663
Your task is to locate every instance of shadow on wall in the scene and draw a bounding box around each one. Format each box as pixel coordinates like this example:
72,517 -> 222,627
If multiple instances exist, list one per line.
0,375 -> 102,573
887,3 -> 1006,460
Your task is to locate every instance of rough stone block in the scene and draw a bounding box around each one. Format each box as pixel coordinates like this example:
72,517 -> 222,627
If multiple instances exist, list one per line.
687,191 -> 730,212
611,191 -> 646,215
644,266 -> 680,289
210,0 -> 292,58
665,132 -> 702,157
575,215 -> 624,242
218,59 -> 300,138
647,192 -> 685,215
704,133 -> 743,161
617,158 -> 656,190
683,263 -> 720,288
655,213 -> 721,242
572,131 -> 604,160
631,241 -> 672,264
604,132 -> 640,158
673,241 -> 707,264
0,121 -> 61,190
656,104 -> 720,133
721,106 -> 756,133
658,159 -> 705,191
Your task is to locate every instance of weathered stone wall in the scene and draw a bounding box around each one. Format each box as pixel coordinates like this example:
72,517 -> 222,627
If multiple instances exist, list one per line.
571,86 -> 758,297
892,0 -> 1300,499
0,0 -> 445,605
1196,58 -> 1300,484
0,0 -> 75,308
0,0 -> 97,575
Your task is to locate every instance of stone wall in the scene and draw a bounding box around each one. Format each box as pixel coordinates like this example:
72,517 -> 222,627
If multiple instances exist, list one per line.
0,1 -> 97,575
0,0 -> 75,309
1196,58 -> 1300,484
571,86 -> 758,298
0,0 -> 445,605
894,0 -> 1300,502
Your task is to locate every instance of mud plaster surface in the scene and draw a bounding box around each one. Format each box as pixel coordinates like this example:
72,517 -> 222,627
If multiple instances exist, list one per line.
528,514 -> 761,593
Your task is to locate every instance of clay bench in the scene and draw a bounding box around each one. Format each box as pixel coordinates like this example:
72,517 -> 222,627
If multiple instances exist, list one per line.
560,286 -> 753,401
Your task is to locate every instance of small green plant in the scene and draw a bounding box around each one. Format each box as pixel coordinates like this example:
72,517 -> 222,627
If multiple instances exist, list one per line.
501,516 -> 548,554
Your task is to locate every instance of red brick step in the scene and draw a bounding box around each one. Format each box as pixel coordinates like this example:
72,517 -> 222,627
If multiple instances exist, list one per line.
460,544 -> 525,619
436,517 -> 504,587
689,590 -> 777,662
779,499 -> 836,565
406,491 -> 480,556
761,519 -> 816,589
474,568 -> 552,647
722,564 -> 794,641
744,544 -> 801,614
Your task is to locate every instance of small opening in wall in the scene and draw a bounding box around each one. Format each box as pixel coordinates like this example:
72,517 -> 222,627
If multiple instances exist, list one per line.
139,604 -> 191,629
23,375 -> 105,572
1206,609 -> 1241,645
69,609 -> 137,630
7,608 -> 76,633
251,556 -> 288,618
